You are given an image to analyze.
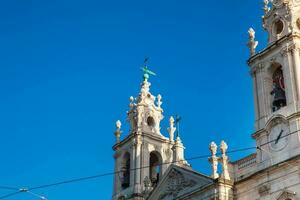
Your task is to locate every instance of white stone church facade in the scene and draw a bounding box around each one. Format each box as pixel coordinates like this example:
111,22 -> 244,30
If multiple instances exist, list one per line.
112,1 -> 300,199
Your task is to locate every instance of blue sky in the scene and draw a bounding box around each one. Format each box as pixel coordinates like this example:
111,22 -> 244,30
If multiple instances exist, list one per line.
0,0 -> 267,199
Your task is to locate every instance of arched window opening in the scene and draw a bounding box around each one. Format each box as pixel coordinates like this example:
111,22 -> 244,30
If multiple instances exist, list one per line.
270,67 -> 286,112
149,152 -> 162,187
273,19 -> 284,35
120,152 -> 130,189
147,116 -> 155,127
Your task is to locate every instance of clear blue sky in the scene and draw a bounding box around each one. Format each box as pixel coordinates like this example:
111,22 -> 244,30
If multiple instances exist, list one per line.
0,0 -> 267,199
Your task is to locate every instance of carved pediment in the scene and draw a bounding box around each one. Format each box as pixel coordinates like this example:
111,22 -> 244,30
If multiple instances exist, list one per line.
148,165 -> 214,200
258,184 -> 270,196
158,169 -> 197,199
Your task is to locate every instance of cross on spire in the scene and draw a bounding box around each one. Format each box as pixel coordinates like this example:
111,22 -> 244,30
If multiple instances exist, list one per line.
175,115 -> 182,139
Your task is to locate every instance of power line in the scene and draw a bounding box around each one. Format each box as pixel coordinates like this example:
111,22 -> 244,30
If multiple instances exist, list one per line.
0,129 -> 299,199
0,146 -> 256,199
27,147 -> 256,191
0,191 -> 21,200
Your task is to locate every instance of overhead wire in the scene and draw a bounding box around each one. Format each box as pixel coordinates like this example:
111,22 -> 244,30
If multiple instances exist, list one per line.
0,191 -> 21,200
0,129 -> 299,199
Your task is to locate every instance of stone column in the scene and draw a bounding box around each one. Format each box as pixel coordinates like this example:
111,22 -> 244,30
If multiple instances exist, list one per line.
134,135 -> 142,194
112,150 -> 121,197
256,63 -> 268,127
172,138 -> 188,166
281,48 -> 297,104
251,69 -> 260,130
292,47 -> 300,102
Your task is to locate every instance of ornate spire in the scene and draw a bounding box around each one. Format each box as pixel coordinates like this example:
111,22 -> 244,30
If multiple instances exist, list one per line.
126,59 -> 164,136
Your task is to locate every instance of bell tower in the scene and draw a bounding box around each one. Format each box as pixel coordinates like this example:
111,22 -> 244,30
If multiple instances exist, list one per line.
112,63 -> 189,200
247,0 -> 300,168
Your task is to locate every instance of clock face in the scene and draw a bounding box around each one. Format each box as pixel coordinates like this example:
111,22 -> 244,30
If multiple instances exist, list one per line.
269,123 -> 289,151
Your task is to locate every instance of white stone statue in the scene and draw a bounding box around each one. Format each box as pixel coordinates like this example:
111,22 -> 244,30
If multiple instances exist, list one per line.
114,120 -> 122,143
247,28 -> 259,56
219,140 -> 230,180
209,142 -> 219,179
167,116 -> 176,142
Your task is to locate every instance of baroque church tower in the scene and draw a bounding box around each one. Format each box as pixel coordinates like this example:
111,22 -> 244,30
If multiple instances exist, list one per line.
247,0 -> 300,168
112,65 -> 189,200
110,1 -> 300,200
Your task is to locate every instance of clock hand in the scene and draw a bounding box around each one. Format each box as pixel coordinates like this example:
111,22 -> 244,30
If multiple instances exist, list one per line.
275,130 -> 284,144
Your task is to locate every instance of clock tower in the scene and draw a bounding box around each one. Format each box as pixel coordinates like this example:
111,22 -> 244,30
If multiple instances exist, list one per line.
247,0 -> 300,168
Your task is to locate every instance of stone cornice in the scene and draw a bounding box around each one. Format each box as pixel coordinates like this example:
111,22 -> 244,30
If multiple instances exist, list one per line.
231,153 -> 257,165
248,33 -> 294,65
112,131 -> 172,150
251,128 -> 266,139
234,154 -> 300,184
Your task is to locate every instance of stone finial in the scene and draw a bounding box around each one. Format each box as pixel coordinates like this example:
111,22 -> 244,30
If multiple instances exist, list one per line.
129,96 -> 135,109
114,120 -> 122,143
220,140 -> 228,155
219,140 -> 230,180
209,142 -> 219,179
157,94 -> 162,108
167,116 -> 176,142
263,0 -> 270,15
247,28 -> 259,56
209,141 -> 218,156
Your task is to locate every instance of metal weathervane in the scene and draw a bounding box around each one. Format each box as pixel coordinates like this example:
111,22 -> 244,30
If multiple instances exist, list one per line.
141,57 -> 156,81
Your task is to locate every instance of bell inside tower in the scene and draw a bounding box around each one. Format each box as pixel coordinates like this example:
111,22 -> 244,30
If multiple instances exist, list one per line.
270,65 -> 286,112
149,151 -> 162,187
120,152 -> 131,189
